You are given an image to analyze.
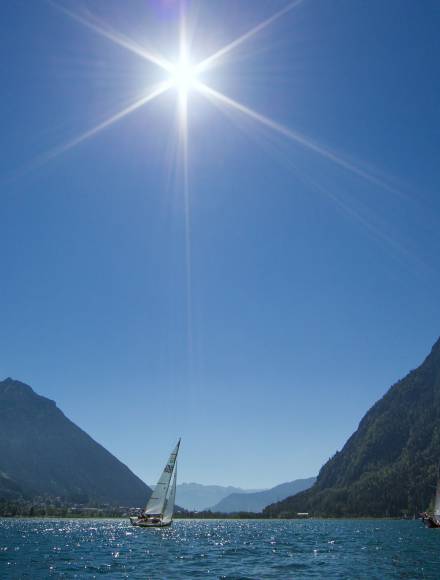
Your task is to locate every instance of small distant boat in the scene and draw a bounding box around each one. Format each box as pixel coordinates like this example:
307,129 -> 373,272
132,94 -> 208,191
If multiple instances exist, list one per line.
130,439 -> 180,528
421,469 -> 440,529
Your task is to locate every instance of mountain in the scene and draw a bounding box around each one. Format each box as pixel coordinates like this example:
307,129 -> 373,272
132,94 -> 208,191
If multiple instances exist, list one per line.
176,483 -> 264,511
211,478 -> 316,513
265,337 -> 440,518
0,378 -> 151,506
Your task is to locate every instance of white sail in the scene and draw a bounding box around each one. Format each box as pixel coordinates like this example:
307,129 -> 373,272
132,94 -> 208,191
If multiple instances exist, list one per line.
144,439 -> 180,516
434,478 -> 440,516
162,463 -> 177,524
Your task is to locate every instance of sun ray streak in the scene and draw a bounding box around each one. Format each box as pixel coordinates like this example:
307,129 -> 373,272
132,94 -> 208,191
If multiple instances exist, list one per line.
48,0 -> 173,72
195,0 -> 304,74
182,95 -> 193,378
197,83 -> 399,194
179,13 -> 194,380
36,82 -> 171,165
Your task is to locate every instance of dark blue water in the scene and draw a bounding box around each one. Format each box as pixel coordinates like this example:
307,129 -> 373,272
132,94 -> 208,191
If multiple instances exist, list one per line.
0,518 -> 439,578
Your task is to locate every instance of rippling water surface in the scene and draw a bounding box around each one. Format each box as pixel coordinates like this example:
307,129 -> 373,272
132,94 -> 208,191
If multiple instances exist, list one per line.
1,518 -> 439,578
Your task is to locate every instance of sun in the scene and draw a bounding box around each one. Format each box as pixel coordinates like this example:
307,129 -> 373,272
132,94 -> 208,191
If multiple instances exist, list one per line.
170,55 -> 197,98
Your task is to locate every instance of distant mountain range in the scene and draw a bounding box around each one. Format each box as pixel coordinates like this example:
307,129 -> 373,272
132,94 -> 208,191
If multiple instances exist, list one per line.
175,483 -> 264,511
211,478 -> 316,513
0,378 -> 151,506
265,337 -> 440,518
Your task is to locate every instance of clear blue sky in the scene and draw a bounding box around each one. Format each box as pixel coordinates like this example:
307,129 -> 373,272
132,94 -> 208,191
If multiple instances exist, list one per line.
1,0 -> 439,488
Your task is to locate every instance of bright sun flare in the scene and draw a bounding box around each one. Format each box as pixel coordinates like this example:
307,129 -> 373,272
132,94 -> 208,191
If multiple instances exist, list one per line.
52,1 -> 310,161
51,0 -> 376,194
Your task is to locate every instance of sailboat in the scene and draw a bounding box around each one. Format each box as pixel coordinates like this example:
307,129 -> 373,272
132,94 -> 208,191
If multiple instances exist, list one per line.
130,438 -> 180,528
421,468 -> 440,528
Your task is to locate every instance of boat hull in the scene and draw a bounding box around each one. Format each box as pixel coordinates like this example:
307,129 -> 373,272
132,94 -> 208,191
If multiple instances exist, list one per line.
424,516 -> 440,529
130,517 -> 172,528
420,512 -> 440,528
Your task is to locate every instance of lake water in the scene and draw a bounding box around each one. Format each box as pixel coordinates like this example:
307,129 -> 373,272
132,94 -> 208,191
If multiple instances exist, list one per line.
1,518 -> 439,578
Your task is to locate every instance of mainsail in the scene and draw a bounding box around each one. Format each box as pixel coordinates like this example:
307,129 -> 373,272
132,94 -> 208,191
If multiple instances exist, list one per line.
434,478 -> 440,517
162,464 -> 177,524
144,439 -> 180,516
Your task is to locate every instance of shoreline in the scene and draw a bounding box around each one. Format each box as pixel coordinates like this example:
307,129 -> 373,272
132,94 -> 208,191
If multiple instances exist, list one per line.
0,515 -> 417,521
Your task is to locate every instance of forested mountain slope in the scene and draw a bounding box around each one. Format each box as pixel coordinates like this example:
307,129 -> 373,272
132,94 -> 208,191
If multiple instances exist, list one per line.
265,338 -> 440,517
